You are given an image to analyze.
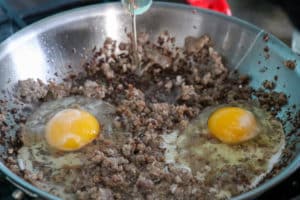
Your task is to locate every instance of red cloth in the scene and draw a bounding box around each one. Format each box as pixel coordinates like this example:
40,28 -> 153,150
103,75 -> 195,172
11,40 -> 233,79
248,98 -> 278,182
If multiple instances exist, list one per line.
186,0 -> 231,16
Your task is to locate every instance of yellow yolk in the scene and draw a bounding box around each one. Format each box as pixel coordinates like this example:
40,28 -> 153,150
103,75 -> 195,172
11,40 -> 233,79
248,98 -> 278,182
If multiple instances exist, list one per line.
207,107 -> 259,144
45,109 -> 100,151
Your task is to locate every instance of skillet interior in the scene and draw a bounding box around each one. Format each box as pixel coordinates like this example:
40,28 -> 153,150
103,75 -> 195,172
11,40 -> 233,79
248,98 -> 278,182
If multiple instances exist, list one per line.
0,2 -> 299,200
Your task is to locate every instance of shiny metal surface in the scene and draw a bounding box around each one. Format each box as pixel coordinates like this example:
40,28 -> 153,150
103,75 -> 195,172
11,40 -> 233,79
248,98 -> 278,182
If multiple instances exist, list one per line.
0,2 -> 299,200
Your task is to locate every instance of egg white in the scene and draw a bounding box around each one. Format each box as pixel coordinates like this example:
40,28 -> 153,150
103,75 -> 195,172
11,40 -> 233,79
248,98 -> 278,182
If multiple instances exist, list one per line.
161,103 -> 285,199
17,97 -> 116,199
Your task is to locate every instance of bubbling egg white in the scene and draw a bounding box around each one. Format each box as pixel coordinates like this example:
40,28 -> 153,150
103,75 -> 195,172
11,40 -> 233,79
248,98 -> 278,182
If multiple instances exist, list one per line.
162,103 -> 285,199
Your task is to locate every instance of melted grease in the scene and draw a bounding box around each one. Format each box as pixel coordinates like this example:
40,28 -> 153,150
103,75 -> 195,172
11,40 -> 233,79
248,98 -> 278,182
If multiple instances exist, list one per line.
18,141 -> 83,199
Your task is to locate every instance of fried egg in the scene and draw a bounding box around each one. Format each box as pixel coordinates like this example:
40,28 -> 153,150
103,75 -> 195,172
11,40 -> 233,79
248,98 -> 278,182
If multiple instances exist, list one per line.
45,108 -> 100,151
208,106 -> 260,144
162,103 -> 285,199
18,97 -> 116,199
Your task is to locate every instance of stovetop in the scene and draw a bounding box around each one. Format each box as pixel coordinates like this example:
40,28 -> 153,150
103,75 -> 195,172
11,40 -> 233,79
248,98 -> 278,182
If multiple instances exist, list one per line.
0,0 -> 300,200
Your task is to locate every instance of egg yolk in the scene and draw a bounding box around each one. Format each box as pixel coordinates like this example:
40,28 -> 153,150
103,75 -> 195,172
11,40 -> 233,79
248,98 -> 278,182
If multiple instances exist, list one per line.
45,109 -> 100,151
207,107 -> 259,144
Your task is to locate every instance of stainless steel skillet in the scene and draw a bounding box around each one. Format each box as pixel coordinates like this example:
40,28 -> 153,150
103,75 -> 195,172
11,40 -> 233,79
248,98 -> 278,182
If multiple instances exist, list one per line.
0,2 -> 299,200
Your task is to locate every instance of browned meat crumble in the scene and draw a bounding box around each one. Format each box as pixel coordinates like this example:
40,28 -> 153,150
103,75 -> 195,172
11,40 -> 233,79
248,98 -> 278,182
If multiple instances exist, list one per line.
2,32 -> 293,200
284,60 -> 296,70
